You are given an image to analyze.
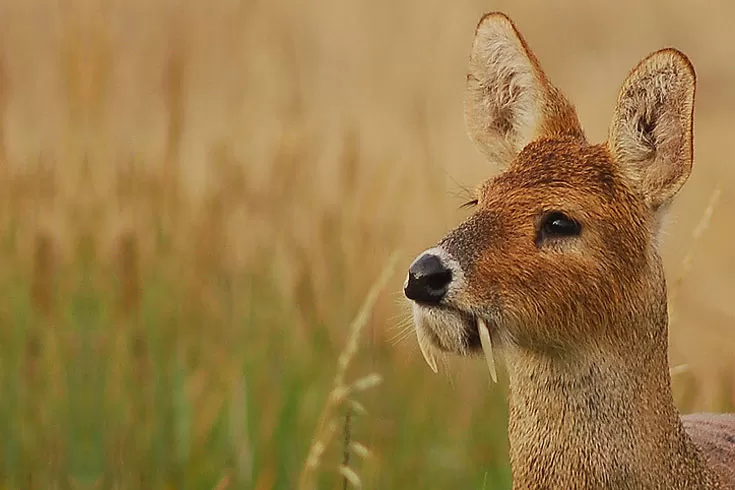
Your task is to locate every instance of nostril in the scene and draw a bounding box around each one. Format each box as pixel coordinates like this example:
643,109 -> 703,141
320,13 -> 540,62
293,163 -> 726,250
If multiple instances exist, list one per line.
426,268 -> 452,290
404,254 -> 453,304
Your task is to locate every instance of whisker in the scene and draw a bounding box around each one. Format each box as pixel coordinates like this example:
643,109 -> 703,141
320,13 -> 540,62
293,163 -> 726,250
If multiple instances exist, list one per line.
387,320 -> 416,346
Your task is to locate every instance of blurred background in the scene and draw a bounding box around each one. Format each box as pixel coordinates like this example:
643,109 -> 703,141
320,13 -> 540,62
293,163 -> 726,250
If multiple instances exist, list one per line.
0,0 -> 733,488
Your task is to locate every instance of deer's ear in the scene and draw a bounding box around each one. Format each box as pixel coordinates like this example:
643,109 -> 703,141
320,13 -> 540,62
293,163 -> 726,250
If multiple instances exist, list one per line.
464,13 -> 584,168
609,49 -> 696,210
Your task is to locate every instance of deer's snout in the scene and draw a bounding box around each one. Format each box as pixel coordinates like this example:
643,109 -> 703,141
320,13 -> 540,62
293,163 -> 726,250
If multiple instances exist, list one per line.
404,253 -> 452,305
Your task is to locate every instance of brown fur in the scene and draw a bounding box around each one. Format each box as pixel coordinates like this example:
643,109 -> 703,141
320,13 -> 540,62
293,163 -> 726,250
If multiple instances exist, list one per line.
408,11 -> 735,489
685,414 -> 735,485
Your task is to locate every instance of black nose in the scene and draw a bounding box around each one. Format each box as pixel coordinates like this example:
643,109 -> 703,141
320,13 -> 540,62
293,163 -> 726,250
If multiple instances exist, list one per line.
404,254 -> 452,305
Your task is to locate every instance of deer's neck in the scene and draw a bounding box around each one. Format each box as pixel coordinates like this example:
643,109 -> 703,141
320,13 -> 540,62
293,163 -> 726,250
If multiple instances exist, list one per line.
503,329 -> 718,490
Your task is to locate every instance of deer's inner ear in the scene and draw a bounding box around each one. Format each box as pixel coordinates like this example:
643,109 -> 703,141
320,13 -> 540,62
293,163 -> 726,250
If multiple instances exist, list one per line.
464,12 -> 584,169
608,49 -> 695,211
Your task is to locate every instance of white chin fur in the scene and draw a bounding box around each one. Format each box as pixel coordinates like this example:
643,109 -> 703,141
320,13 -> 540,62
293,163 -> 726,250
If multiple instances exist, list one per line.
412,304 -> 497,383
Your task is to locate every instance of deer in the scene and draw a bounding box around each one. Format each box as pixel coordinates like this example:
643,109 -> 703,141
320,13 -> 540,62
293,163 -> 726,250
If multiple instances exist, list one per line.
403,12 -> 735,489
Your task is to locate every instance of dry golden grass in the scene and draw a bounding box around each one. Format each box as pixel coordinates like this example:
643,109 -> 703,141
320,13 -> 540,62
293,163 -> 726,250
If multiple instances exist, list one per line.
0,0 -> 732,488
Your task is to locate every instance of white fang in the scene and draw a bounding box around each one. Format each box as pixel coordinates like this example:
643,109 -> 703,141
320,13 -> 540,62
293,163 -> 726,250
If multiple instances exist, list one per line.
478,317 -> 497,383
417,331 -> 438,373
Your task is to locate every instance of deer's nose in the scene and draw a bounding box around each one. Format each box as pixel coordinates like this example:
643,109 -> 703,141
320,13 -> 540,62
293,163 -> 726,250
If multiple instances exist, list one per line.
404,254 -> 452,305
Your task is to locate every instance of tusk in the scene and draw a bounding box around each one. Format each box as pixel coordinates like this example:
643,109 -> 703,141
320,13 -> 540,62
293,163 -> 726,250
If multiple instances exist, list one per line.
477,317 -> 497,383
417,331 -> 438,373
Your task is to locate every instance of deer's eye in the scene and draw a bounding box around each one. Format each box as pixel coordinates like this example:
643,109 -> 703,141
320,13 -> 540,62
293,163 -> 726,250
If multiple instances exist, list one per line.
539,212 -> 581,240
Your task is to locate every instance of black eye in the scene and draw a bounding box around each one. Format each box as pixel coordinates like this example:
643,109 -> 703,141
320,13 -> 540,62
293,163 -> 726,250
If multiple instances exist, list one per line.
540,212 -> 581,239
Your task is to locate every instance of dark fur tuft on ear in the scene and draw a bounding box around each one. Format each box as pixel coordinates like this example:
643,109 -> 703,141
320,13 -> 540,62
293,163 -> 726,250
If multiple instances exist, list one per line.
609,49 -> 696,210
465,13 -> 584,168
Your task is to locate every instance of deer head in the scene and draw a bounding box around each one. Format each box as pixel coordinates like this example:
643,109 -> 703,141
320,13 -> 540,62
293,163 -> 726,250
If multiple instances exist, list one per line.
404,12 -> 696,376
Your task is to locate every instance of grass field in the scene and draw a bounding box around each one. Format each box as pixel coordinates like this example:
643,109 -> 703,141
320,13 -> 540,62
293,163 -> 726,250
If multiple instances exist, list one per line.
0,0 -> 733,488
